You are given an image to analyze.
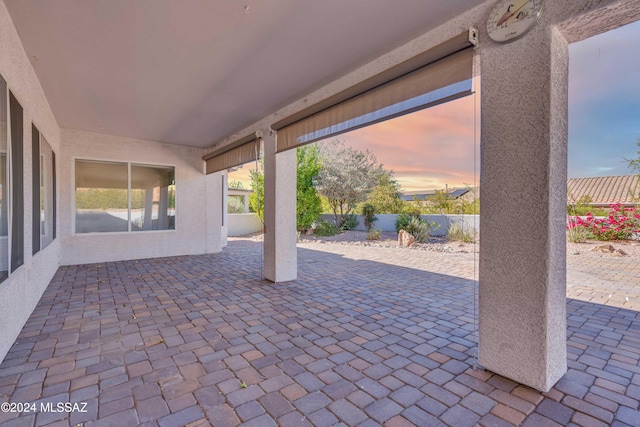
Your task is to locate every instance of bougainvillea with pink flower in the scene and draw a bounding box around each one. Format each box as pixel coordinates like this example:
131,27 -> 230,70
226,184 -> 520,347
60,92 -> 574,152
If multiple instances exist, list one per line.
567,204 -> 640,241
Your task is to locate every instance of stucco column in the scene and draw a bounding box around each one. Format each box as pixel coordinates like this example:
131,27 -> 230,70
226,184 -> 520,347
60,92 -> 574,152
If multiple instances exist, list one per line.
263,131 -> 297,282
478,27 -> 568,392
205,171 -> 223,253
143,187 -> 153,230
221,172 -> 228,246
158,186 -> 169,229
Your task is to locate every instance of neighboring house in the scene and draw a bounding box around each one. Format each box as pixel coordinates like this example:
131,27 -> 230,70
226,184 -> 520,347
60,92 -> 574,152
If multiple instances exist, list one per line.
567,174 -> 639,207
400,187 -> 471,201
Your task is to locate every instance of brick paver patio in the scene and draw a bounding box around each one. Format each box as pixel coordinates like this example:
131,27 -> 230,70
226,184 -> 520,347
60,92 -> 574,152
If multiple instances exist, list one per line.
0,239 -> 639,426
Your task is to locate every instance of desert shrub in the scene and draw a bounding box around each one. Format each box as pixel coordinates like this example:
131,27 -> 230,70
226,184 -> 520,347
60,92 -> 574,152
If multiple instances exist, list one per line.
314,220 -> 341,236
367,228 -> 382,240
228,195 -> 245,214
395,213 -> 417,233
401,203 -> 422,217
341,214 -> 359,230
447,223 -> 477,243
567,205 -> 608,217
403,217 -> 438,243
566,204 -> 640,241
361,204 -> 377,231
566,221 -> 593,243
567,195 -> 608,216
76,188 -> 129,210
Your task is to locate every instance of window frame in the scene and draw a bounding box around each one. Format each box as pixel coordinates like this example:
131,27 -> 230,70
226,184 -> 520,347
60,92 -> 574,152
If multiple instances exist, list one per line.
0,75 -> 33,283
32,124 -> 56,254
32,124 -> 40,255
9,91 -> 23,273
0,75 -> 10,284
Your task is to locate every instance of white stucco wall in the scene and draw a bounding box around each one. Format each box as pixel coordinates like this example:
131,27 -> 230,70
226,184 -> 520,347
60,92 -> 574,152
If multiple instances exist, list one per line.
0,1 -> 62,363
221,171 -> 229,248
59,129 -> 217,265
319,214 -> 479,236
228,214 -> 262,237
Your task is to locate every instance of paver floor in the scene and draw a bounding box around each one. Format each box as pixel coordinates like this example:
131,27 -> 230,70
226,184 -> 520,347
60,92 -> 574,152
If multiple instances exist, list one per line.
0,239 -> 639,426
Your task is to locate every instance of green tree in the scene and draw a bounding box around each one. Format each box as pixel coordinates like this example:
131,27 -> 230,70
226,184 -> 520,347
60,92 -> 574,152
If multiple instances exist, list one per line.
228,195 -> 245,214
424,189 -> 455,214
229,180 -> 245,190
626,138 -> 640,203
247,146 -> 322,230
313,140 -> 385,226
296,144 -> 322,232
249,165 -> 264,223
361,203 -> 377,231
416,187 -> 480,215
626,138 -> 640,173
365,173 -> 404,213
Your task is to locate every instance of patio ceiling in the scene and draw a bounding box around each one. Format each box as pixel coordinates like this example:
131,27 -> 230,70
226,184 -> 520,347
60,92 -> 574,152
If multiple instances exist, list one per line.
4,0 -> 484,148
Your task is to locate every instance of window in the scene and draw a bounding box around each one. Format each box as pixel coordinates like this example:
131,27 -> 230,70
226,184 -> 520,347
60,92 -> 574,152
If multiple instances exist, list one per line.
130,164 -> 175,231
32,128 -> 55,252
9,91 -> 23,273
32,125 -> 40,254
0,76 -> 26,281
0,76 -> 7,282
75,160 -> 175,233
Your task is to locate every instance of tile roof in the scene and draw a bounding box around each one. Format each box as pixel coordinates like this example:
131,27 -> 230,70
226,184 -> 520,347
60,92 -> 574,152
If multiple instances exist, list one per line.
567,175 -> 639,205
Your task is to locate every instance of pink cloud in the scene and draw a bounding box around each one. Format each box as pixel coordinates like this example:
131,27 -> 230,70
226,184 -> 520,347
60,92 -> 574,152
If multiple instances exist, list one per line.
335,93 -> 479,191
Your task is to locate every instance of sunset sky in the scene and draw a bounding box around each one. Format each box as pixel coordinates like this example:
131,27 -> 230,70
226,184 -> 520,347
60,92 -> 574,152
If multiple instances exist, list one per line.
568,20 -> 640,178
230,20 -> 640,193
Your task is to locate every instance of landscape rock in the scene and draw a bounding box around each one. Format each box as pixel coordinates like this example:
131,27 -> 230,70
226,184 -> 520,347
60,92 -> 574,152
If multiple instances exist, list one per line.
612,249 -> 628,257
398,230 -> 415,247
591,244 -> 615,253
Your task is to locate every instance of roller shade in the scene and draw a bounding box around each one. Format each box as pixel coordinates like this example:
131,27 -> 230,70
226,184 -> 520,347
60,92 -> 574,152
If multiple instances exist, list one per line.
204,134 -> 259,175
275,31 -> 475,153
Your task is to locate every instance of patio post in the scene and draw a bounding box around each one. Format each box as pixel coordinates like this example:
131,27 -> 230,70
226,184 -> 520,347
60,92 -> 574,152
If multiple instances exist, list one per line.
263,130 -> 297,282
143,187 -> 153,229
205,171 -> 224,253
478,26 -> 568,392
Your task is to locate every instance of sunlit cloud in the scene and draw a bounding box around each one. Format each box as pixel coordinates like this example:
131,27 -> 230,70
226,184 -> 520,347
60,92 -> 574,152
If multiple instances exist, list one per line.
334,91 -> 479,192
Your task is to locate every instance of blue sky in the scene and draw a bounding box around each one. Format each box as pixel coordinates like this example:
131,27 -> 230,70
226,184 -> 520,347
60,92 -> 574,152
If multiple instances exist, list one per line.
568,20 -> 640,178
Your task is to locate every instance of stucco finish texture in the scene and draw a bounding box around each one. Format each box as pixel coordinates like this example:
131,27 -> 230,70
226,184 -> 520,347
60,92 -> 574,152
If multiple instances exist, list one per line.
0,1 -> 61,362
60,129 -> 211,265
263,132 -> 297,282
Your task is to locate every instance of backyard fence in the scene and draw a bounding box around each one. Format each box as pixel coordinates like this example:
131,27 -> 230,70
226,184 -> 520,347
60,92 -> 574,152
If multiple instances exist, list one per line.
228,214 -> 262,236
319,214 -> 479,236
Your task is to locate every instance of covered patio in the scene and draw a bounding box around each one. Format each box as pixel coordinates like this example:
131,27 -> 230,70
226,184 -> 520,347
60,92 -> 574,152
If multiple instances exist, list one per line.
2,1 -> 640,425
1,240 -> 638,426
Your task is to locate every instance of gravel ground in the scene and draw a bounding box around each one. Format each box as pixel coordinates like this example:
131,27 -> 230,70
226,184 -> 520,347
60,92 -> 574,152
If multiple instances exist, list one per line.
235,230 -> 640,258
566,239 -> 640,258
299,230 -> 478,253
